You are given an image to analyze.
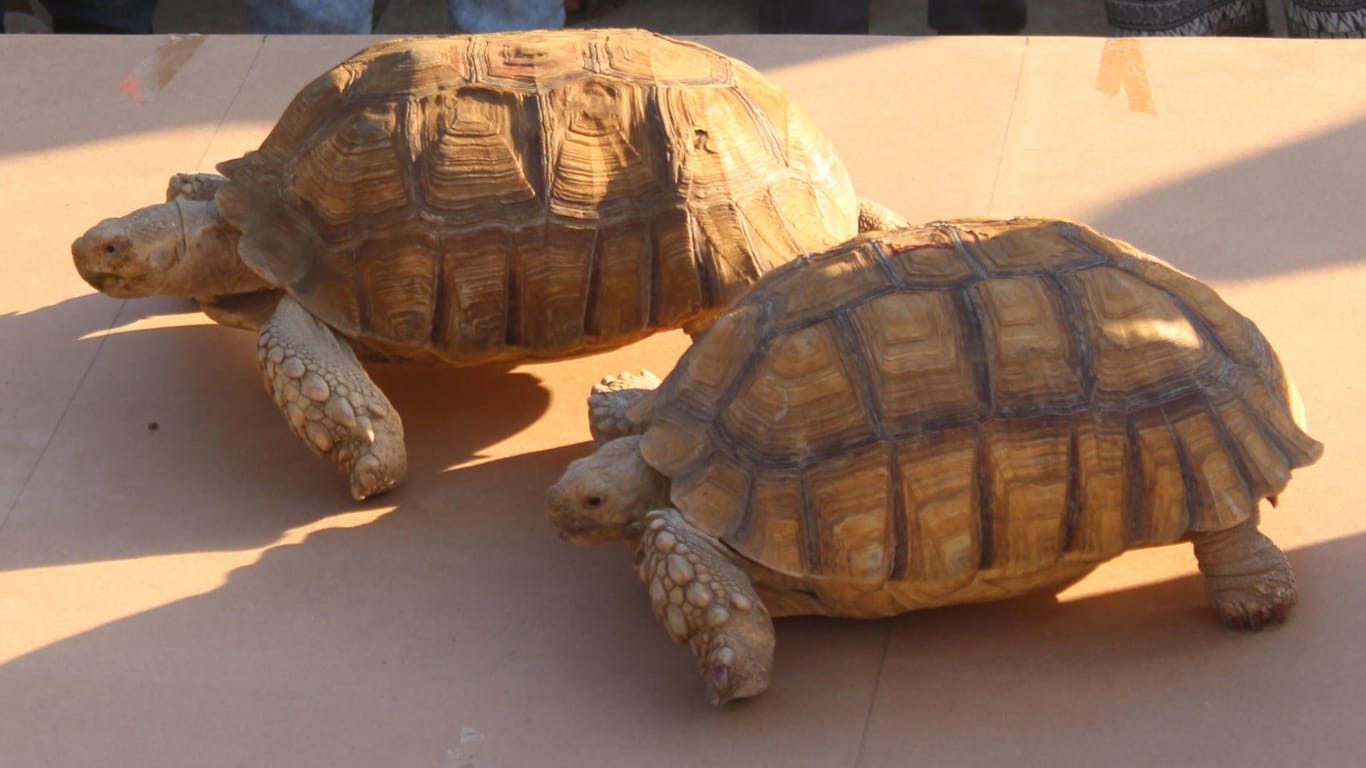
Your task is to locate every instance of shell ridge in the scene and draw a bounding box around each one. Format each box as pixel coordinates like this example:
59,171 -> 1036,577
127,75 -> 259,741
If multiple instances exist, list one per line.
974,429 -> 995,570
759,188 -> 805,268
1053,223 -> 1119,273
733,85 -> 787,169
430,248 -> 451,348
770,285 -> 900,337
940,222 -> 991,278
887,446 -> 910,580
503,232 -> 523,348
950,285 -> 995,416
1061,415 -> 1083,552
1157,399 -> 1199,535
1047,270 -> 1099,405
868,239 -> 909,290
1199,394 -> 1261,508
1235,389 -> 1300,476
797,469 -> 823,577
533,89 -> 559,217
687,213 -> 719,310
1122,415 -> 1144,546
725,458 -> 758,542
829,310 -> 886,440
395,97 -> 425,218
350,244 -> 370,336
633,218 -> 656,336
585,34 -> 606,76
644,217 -> 665,328
466,36 -> 489,86
727,467 -> 760,541
581,226 -> 605,338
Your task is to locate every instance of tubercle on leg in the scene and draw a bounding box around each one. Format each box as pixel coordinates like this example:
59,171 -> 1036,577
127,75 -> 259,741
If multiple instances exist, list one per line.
634,508 -> 775,703
256,320 -> 405,499
637,511 -> 752,644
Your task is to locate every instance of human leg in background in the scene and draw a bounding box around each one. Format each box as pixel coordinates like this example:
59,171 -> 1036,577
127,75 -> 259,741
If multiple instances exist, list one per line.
755,0 -> 871,33
1284,0 -> 1366,36
928,0 -> 1027,34
40,0 -> 158,32
1105,0 -> 1269,35
447,0 -> 563,32
245,0 -> 375,33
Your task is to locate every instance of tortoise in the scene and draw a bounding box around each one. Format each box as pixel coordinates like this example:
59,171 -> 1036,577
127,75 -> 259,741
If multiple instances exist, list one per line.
70,29 -> 904,500
546,217 -> 1324,705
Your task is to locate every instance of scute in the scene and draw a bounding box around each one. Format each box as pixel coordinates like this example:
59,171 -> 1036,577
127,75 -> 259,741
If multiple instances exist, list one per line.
600,31 -> 730,85
642,218 -> 1323,602
214,29 -> 863,363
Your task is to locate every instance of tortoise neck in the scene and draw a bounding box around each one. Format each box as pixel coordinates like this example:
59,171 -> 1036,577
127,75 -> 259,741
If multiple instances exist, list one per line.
166,199 -> 271,300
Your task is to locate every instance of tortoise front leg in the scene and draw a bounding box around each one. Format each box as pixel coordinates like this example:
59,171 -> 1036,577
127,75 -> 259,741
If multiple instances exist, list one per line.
166,173 -> 228,202
587,370 -> 660,445
857,197 -> 909,232
258,296 -> 406,500
1190,517 -> 1296,630
635,508 -> 775,705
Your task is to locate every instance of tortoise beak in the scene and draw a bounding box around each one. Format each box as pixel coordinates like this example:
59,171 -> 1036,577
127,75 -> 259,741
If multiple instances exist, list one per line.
544,484 -> 578,537
72,227 -> 145,297
544,484 -> 608,544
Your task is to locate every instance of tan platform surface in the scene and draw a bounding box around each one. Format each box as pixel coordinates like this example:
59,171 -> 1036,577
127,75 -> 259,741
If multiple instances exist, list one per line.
2,34 -> 1363,766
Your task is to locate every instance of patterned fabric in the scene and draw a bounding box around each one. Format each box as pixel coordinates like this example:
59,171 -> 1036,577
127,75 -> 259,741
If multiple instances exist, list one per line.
1105,0 -> 1269,35
1285,0 -> 1366,37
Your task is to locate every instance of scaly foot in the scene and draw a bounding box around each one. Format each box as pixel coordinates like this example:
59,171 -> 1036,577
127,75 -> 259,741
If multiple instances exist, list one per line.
259,297 -> 406,500
1191,519 -> 1296,630
635,508 -> 774,704
588,370 -> 660,445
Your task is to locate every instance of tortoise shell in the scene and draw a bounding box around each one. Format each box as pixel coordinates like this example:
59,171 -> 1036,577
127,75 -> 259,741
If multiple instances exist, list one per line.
639,218 -> 1323,616
212,29 -> 860,365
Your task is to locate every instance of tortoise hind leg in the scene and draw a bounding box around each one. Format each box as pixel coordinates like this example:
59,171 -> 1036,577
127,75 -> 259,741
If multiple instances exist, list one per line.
1190,518 -> 1296,630
258,296 -> 406,500
636,508 -> 775,705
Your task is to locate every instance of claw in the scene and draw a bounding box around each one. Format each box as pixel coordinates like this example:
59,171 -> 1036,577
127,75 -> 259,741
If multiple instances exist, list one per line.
349,454 -> 394,500
703,651 -> 737,706
704,663 -> 732,706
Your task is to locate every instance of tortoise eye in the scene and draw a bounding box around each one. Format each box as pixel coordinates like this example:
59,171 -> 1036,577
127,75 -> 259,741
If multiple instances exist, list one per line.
585,495 -> 604,508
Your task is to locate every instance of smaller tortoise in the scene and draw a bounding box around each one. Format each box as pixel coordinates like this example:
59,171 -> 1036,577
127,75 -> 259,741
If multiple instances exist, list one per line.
547,218 -> 1323,705
71,29 -> 904,500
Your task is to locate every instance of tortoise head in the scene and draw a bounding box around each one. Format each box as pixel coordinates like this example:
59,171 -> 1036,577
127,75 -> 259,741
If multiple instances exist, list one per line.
72,199 -> 240,299
546,436 -> 670,545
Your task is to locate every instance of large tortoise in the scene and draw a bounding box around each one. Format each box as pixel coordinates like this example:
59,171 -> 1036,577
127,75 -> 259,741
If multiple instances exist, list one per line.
71,29 -> 903,500
547,218 -> 1324,704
